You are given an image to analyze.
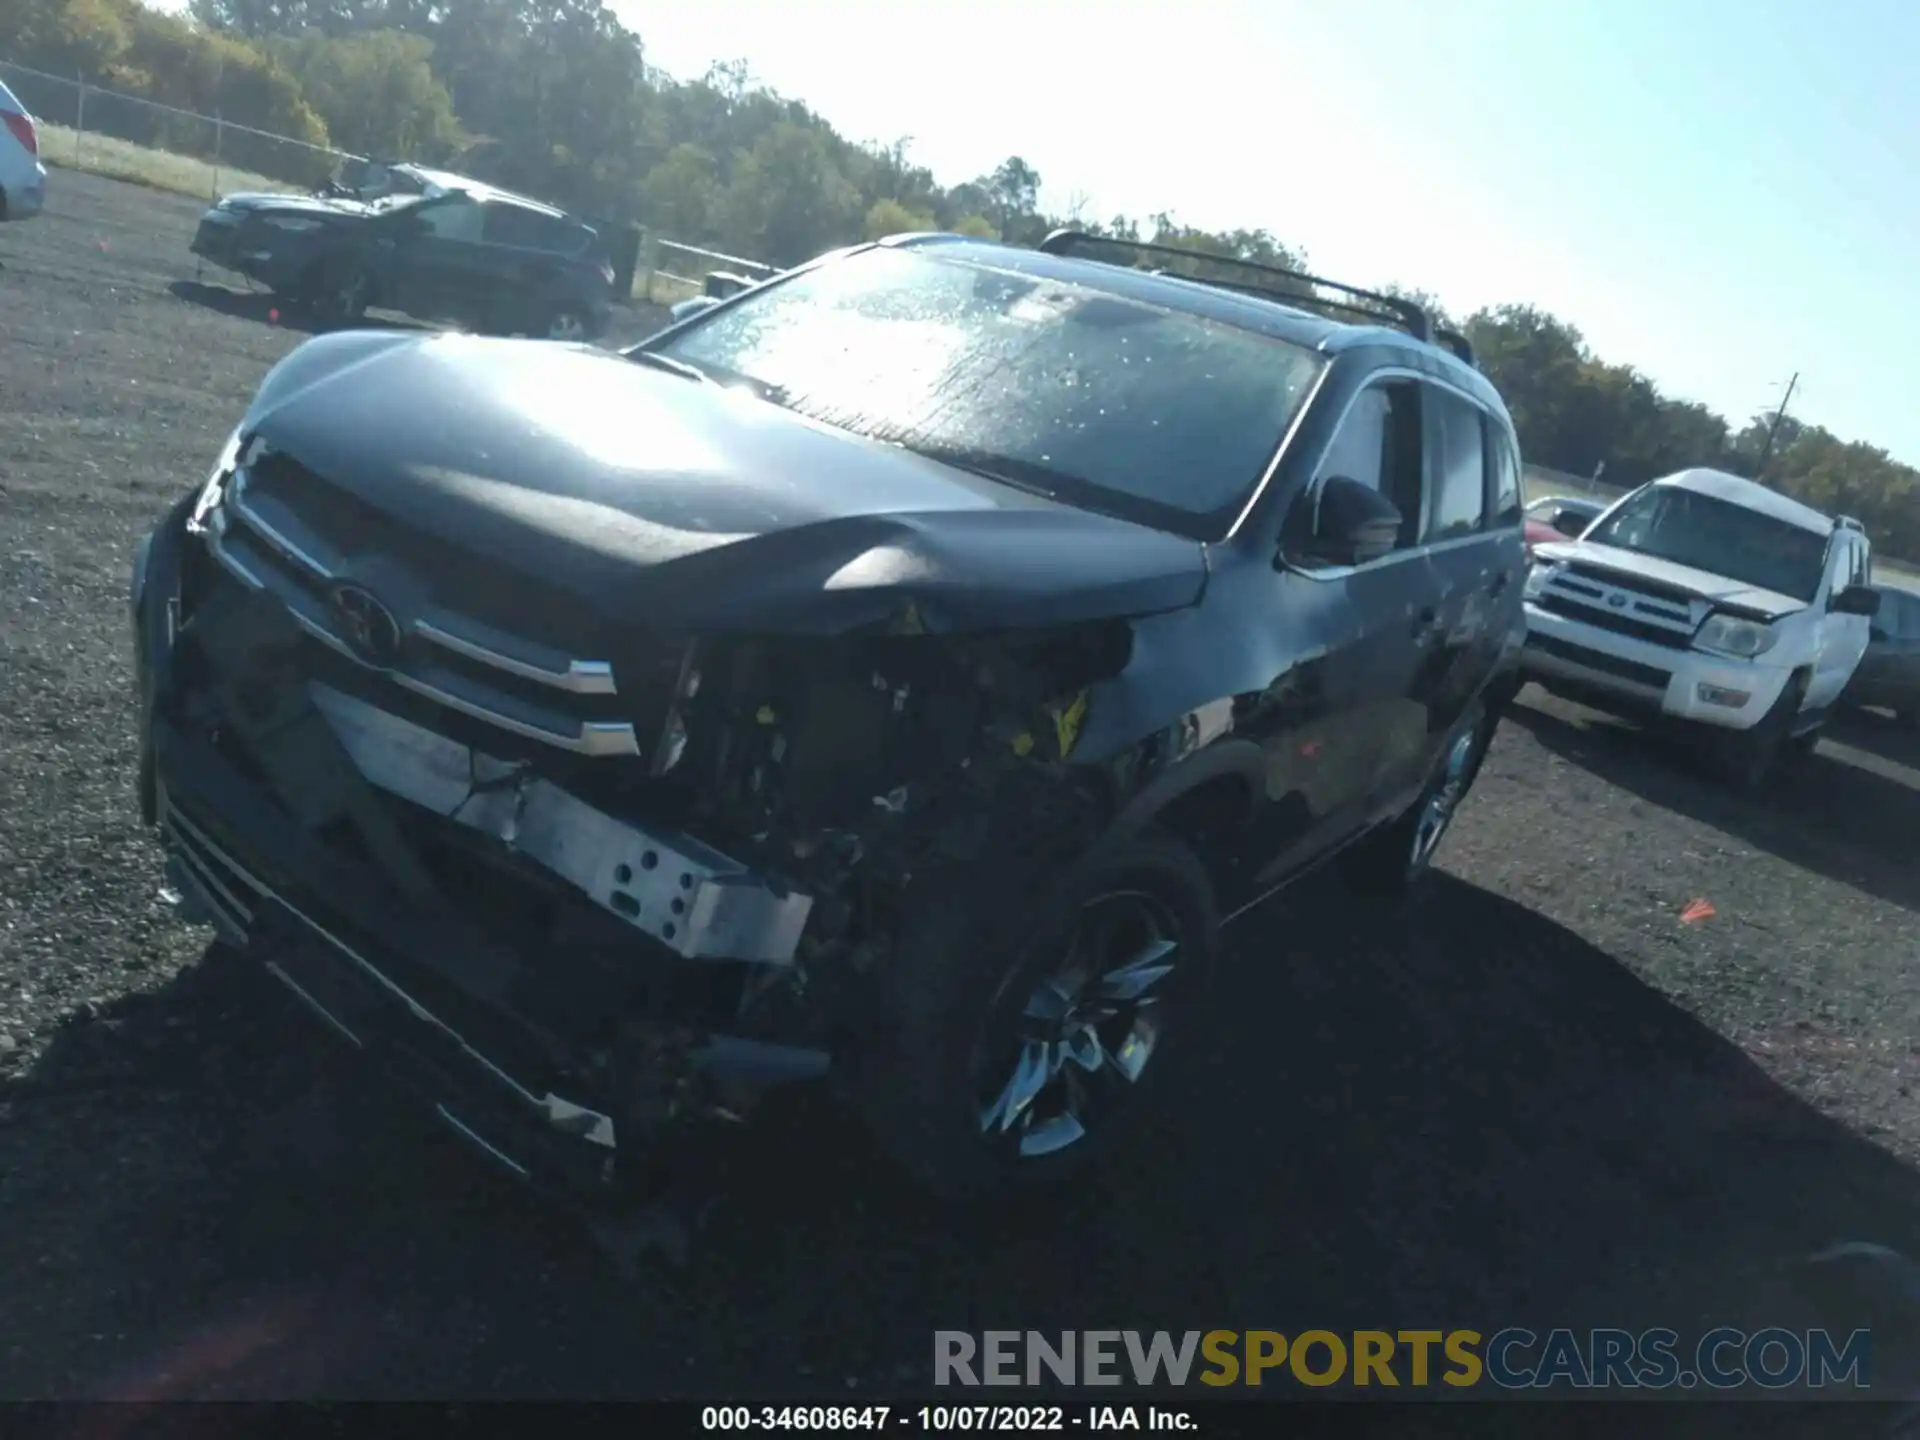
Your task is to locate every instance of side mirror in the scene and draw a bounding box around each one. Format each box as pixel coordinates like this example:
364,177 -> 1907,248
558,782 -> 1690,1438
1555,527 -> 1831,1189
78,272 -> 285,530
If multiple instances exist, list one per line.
1300,475 -> 1403,567
1551,511 -> 1589,538
1831,586 -> 1881,617
669,294 -> 723,324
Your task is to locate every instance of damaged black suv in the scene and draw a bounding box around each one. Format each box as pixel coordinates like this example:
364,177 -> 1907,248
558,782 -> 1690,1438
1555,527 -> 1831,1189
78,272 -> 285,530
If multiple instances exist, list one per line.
130,230 -> 1527,1204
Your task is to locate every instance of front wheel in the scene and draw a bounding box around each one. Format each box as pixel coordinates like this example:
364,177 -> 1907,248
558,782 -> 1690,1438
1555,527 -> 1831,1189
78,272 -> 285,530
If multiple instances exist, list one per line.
540,307 -> 591,343
304,262 -> 369,328
850,828 -> 1218,1202
1339,701 -> 1495,897
1720,672 -> 1808,793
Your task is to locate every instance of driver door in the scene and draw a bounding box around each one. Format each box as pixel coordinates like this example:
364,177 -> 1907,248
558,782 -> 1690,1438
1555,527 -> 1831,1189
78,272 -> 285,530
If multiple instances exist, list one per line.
385,194 -> 486,321
1808,532 -> 1872,710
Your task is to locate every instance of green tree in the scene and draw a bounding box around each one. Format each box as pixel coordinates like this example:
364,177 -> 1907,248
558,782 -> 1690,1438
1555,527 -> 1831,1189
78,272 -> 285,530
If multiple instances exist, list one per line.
985,154 -> 1040,238
640,142 -> 720,241
864,196 -> 936,240
718,120 -> 861,265
266,29 -> 461,160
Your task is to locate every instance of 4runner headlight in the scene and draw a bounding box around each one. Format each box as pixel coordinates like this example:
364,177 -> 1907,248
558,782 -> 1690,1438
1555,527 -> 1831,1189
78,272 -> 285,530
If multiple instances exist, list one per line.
1523,561 -> 1559,599
1694,613 -> 1778,659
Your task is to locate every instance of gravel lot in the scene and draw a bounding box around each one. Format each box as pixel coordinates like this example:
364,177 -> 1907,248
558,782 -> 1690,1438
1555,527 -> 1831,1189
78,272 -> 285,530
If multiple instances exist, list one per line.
5,170 -> 1920,1415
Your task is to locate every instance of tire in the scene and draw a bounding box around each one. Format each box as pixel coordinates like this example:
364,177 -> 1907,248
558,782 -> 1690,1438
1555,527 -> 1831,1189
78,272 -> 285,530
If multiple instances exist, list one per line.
303,261 -> 369,329
540,307 -> 591,343
1720,672 -> 1808,794
1338,700 -> 1496,898
849,827 -> 1218,1203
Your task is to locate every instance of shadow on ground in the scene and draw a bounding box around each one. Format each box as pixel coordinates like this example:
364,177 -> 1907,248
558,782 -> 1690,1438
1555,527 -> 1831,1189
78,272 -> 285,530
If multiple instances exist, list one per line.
166,278 -> 672,351
1506,691 -> 1920,915
166,279 -> 425,337
4,874 -> 1920,1410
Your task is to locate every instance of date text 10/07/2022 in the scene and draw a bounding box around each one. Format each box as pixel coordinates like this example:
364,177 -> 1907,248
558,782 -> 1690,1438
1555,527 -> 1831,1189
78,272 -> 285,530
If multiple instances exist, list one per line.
702,1407 -> 1195,1432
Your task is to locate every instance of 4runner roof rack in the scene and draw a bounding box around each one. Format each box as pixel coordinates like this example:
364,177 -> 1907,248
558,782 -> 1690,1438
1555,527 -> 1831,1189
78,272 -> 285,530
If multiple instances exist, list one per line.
1035,229 -> 1476,368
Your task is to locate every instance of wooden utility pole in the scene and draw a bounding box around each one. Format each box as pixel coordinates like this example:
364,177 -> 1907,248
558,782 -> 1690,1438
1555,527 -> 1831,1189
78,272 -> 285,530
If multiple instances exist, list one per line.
1755,371 -> 1799,482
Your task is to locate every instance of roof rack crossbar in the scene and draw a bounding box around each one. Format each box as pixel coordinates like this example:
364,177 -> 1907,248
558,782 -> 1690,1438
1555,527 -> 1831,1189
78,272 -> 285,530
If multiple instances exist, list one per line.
1434,327 -> 1476,366
1037,228 -> 1436,344
1178,274 -> 1403,330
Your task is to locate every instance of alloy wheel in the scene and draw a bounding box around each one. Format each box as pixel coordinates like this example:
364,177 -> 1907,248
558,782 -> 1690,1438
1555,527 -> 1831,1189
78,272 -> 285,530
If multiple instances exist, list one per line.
975,890 -> 1180,1159
1409,722 -> 1482,876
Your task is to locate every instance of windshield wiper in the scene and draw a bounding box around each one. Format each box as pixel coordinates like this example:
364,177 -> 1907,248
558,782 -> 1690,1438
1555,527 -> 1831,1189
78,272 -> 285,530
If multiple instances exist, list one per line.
627,350 -> 715,384
899,442 -> 1064,500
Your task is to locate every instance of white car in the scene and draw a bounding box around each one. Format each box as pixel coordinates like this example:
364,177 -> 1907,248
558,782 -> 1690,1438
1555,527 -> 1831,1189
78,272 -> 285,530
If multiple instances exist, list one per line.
0,79 -> 47,221
1518,467 -> 1881,788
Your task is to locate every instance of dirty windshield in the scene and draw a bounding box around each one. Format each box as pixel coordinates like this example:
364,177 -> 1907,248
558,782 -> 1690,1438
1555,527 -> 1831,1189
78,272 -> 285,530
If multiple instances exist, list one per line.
1583,485 -> 1830,600
644,246 -> 1325,537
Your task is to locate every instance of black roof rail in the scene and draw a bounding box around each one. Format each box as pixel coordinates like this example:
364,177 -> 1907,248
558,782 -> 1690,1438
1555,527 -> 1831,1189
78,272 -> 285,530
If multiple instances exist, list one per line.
1036,229 -> 1467,363
1434,327 -> 1476,367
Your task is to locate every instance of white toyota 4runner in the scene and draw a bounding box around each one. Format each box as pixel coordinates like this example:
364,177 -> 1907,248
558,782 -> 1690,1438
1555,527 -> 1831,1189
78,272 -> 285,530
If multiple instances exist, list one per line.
1516,467 -> 1882,788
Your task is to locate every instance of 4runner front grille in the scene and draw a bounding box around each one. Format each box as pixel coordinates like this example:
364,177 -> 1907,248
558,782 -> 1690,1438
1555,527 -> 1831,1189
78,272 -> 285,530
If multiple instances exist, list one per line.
199,460 -> 667,759
1536,565 -> 1707,650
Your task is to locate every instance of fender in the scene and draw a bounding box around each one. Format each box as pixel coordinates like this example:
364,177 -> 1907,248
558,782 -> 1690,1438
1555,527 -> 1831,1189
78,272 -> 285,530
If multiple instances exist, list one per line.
1105,735 -> 1266,845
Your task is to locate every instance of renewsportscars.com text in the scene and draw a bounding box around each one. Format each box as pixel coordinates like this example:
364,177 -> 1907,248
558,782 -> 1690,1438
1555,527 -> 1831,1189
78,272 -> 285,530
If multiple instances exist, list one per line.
933,1328 -> 1872,1390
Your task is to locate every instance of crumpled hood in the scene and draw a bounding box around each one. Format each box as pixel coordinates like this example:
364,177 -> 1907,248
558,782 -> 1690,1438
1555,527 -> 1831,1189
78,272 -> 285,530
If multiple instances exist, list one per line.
214,191 -> 375,220
1533,539 -> 1808,619
237,331 -> 1211,635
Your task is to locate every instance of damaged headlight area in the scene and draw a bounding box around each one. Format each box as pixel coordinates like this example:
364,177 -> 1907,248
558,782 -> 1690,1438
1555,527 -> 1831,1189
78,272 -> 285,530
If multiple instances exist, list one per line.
653,616 -> 1134,850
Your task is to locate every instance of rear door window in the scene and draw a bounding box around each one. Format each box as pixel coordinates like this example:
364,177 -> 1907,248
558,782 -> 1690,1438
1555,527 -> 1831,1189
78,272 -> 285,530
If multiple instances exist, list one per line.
418,195 -> 484,242
482,203 -> 591,255
1486,422 -> 1522,527
1423,386 -> 1488,542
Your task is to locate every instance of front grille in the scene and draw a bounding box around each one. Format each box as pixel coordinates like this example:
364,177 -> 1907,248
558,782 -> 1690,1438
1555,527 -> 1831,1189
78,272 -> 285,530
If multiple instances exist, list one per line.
1538,565 -> 1704,650
1535,593 -> 1693,649
197,456 -> 686,759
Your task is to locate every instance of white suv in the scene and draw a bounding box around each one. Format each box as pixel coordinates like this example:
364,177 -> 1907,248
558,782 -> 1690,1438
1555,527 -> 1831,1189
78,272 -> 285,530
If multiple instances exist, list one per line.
0,79 -> 47,221
1518,467 -> 1881,788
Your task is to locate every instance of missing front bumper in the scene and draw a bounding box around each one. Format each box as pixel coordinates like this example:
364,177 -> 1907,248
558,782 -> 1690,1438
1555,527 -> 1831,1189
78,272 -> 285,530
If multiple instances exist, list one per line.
137,515 -> 830,1192
156,762 -> 621,1189
306,684 -> 813,965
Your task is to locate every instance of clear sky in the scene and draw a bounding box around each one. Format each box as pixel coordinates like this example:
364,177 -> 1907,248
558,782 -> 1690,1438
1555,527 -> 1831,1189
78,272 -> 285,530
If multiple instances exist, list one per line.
619,0 -> 1917,466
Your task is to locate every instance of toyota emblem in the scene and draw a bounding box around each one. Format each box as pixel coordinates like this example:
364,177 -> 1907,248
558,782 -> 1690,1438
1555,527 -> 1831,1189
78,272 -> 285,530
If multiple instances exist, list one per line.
1606,593 -> 1629,608
328,583 -> 403,668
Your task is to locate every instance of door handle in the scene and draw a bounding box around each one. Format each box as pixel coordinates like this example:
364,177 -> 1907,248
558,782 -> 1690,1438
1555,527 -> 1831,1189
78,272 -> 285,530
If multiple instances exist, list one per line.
1412,605 -> 1441,641
1488,571 -> 1510,596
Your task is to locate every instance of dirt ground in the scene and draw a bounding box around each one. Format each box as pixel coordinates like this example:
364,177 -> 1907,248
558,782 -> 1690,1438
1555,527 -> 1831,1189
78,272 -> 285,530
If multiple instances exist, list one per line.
5,172 -> 1920,1423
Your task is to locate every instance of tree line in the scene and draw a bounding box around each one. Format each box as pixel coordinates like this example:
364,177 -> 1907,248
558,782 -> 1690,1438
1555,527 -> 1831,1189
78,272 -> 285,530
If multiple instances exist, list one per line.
4,0 -> 1915,561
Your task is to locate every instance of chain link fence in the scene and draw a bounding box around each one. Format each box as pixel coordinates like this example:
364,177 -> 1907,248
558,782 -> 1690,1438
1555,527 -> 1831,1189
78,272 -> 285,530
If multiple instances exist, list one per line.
1,59 -> 775,304
636,235 -> 776,305
0,61 -> 357,198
